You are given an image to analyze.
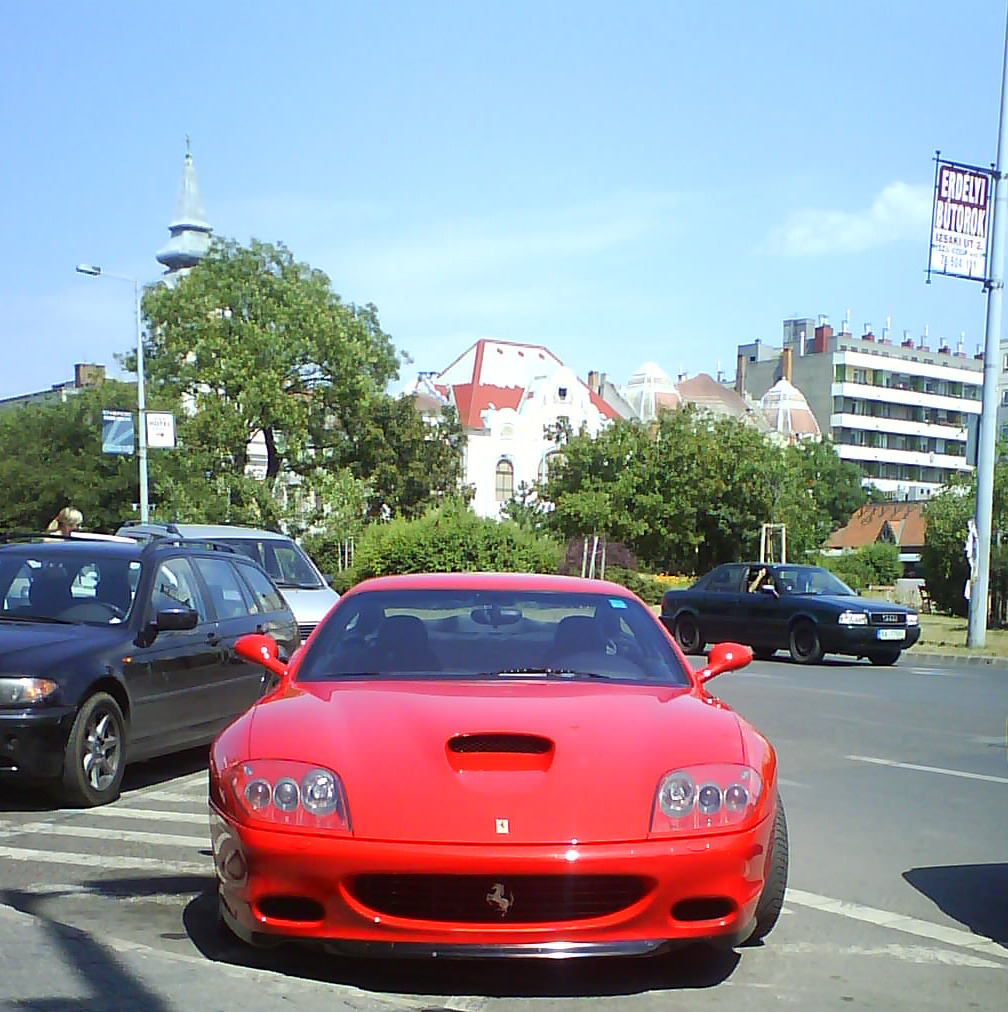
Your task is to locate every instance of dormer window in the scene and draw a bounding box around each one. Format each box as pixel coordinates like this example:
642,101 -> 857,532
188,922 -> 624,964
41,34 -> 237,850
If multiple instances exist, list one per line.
558,386 -> 568,400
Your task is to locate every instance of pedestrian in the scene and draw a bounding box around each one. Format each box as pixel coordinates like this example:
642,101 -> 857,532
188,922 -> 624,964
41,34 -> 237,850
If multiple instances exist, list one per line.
46,507 -> 84,537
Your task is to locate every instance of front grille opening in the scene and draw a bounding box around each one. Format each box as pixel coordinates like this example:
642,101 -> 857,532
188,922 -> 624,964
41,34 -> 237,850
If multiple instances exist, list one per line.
257,896 -> 325,922
349,874 -> 649,924
671,897 -> 736,922
448,733 -> 552,754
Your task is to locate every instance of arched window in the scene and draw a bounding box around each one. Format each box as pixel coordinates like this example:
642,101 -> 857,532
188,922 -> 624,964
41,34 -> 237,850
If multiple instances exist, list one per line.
538,451 -> 562,484
495,458 -> 515,502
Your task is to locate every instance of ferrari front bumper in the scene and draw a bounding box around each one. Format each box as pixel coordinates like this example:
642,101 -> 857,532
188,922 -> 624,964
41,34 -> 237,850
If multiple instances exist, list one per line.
210,801 -> 776,956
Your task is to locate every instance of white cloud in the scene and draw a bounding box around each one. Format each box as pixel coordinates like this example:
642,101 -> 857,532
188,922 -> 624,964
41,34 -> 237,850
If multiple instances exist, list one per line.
766,182 -> 933,256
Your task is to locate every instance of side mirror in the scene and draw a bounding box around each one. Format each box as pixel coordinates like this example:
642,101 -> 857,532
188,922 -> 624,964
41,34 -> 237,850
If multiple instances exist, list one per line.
235,633 -> 289,681
156,607 -> 200,631
696,641 -> 753,684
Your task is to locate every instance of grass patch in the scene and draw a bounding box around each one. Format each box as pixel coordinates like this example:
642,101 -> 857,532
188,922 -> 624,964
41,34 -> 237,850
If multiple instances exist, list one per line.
917,613 -> 1008,657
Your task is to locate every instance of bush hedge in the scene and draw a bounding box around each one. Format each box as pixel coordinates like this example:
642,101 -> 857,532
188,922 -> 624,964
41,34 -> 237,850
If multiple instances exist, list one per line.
816,543 -> 901,592
307,503 -> 563,589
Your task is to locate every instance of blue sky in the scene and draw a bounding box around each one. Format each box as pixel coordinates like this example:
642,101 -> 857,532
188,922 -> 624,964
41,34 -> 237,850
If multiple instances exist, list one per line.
2,1 -> 1007,400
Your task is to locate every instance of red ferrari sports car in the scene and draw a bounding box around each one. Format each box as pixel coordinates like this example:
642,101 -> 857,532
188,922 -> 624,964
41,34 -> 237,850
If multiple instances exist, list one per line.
209,572 -> 787,958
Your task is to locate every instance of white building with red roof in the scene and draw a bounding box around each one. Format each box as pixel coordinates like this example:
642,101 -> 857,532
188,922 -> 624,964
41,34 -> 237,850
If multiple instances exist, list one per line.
407,339 -> 620,518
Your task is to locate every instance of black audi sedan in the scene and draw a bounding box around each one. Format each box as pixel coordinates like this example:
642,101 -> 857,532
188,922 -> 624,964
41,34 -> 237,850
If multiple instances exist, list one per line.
661,562 -> 920,666
0,533 -> 298,806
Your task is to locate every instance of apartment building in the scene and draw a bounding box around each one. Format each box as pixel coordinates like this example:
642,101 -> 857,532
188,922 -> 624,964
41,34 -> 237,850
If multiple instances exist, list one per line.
736,316 -> 983,501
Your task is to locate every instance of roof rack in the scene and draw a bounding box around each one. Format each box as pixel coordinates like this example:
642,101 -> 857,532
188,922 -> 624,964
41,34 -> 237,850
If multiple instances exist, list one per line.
118,521 -> 183,536
141,537 -> 238,555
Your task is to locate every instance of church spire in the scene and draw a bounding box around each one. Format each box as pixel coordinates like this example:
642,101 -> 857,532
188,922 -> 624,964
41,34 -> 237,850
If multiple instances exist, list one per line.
156,139 -> 213,275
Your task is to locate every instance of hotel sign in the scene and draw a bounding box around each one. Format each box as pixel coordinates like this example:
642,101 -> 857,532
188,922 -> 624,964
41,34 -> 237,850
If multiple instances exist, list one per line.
929,157 -> 993,282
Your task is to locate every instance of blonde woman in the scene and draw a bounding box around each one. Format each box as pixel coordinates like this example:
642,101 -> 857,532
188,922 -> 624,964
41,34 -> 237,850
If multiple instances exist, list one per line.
46,507 -> 84,537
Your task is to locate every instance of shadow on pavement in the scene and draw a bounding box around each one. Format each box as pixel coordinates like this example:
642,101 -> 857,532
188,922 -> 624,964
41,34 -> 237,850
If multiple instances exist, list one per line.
119,745 -> 209,794
1,888 -> 173,1012
0,746 -> 208,813
181,885 -> 740,997
903,863 -> 1008,947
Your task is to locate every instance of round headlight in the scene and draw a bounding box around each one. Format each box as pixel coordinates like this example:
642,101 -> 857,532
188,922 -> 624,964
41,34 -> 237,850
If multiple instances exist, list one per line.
724,783 -> 749,812
659,773 -> 696,817
697,783 -> 722,815
301,769 -> 338,816
273,777 -> 300,812
244,778 -> 272,811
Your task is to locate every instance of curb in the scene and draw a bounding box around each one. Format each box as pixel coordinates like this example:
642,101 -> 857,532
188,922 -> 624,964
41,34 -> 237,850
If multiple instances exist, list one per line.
904,650 -> 1008,668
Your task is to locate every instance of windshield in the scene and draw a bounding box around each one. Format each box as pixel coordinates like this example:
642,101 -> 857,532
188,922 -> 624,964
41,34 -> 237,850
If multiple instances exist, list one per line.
217,537 -> 323,589
776,566 -> 856,597
0,549 -> 142,625
296,589 -> 692,686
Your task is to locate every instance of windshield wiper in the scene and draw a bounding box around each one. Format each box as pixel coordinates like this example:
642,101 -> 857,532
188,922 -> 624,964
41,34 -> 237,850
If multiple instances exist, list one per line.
275,580 -> 321,590
0,614 -> 74,625
488,667 -> 613,680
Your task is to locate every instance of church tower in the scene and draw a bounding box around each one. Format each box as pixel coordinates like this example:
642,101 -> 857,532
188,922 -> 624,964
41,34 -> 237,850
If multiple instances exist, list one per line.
156,138 -> 212,276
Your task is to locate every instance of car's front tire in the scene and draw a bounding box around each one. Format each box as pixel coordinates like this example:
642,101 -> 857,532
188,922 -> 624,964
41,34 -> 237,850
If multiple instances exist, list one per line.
59,692 -> 127,807
673,614 -> 704,655
788,620 -> 823,664
747,799 -> 789,943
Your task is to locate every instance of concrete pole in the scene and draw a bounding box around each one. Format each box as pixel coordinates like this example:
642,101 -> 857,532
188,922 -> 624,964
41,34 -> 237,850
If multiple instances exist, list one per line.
968,7 -> 1008,647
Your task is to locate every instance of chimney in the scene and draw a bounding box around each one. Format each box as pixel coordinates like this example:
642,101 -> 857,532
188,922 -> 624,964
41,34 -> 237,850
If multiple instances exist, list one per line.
863,322 -> 874,342
587,369 -> 600,394
735,352 -> 747,396
74,363 -> 106,387
918,325 -> 929,351
956,332 -> 966,357
902,328 -> 914,349
813,320 -> 833,353
781,346 -> 793,383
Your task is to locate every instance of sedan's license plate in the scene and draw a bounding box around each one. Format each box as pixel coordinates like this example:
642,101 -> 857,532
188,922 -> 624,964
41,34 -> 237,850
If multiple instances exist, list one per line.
877,628 -> 906,641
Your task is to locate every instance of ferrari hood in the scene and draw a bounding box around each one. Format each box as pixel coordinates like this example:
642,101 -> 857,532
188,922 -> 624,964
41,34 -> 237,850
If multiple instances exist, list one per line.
246,680 -> 746,845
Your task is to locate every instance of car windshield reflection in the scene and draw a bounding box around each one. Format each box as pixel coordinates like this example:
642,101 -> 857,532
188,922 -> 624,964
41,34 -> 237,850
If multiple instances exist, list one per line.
296,589 -> 692,686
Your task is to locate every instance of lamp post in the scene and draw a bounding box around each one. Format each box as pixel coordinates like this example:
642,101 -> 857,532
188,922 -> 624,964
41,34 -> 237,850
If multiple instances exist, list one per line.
75,264 -> 149,523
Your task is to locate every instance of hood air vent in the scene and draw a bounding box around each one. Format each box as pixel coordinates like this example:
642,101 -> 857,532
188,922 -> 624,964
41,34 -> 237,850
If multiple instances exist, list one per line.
449,733 -> 552,754
446,733 -> 555,773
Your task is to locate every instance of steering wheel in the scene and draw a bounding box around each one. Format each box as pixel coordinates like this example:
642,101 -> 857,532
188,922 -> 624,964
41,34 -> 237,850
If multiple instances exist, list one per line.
61,601 -> 125,622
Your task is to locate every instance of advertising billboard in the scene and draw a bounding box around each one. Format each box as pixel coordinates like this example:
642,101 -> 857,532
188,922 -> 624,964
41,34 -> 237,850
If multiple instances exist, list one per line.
929,158 -> 993,282
101,410 -> 134,456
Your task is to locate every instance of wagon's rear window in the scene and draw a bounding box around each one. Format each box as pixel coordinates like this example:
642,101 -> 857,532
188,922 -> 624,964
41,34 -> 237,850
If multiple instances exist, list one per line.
295,589 -> 691,686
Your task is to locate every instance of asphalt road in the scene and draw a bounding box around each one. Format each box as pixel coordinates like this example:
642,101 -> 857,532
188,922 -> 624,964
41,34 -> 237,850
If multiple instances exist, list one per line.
0,655 -> 1005,1010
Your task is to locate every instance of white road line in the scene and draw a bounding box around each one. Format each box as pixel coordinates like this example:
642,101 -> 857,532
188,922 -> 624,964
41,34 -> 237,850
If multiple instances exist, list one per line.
846,754 -> 1008,784
135,787 -> 208,803
786,888 -> 1008,961
0,845 -> 210,874
773,940 -> 1003,969
87,807 -> 207,824
1,822 -> 207,848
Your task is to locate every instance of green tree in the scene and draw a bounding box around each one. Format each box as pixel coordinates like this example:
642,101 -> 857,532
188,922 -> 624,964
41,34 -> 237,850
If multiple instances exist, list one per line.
139,238 -> 463,522
0,382 -> 167,532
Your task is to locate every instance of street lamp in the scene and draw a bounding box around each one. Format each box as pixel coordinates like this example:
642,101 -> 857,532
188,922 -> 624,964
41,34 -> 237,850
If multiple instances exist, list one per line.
75,263 -> 149,523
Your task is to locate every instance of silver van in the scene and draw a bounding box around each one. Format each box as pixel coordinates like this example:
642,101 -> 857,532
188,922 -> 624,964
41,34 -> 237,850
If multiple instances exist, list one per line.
116,522 -> 339,639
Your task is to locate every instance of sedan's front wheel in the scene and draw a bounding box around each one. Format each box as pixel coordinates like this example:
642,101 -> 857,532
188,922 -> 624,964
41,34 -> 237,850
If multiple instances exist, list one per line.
673,614 -> 704,655
788,620 -> 823,664
59,692 -> 127,807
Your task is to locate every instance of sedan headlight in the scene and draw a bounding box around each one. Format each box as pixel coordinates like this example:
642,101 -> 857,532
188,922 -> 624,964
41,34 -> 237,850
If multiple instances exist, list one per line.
651,764 -> 763,835
224,759 -> 352,834
838,610 -> 869,626
0,677 -> 58,706
906,613 -> 919,627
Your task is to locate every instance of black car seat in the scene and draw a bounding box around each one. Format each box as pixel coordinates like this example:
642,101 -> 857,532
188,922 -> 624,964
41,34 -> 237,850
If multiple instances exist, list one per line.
547,615 -> 605,667
29,568 -> 73,617
96,565 -> 134,614
374,615 -> 440,672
